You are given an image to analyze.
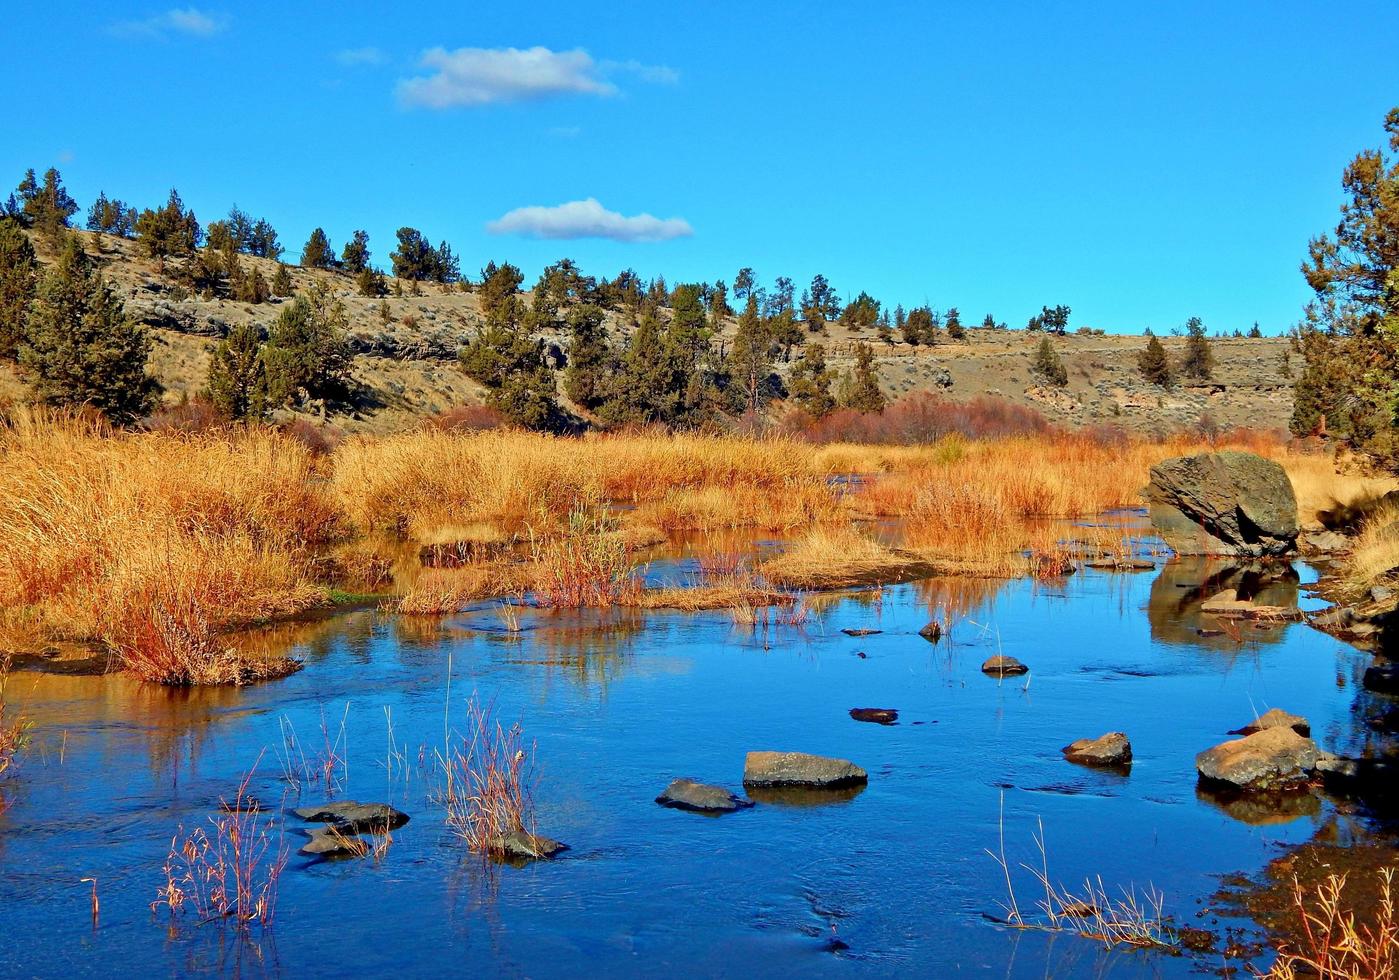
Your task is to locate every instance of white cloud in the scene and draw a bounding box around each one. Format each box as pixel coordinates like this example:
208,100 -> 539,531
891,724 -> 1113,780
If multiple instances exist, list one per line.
111,7 -> 227,38
487,198 -> 693,243
397,46 -> 614,108
335,46 -> 386,67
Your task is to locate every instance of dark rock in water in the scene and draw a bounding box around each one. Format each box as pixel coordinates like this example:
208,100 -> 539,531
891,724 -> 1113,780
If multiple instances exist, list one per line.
1062,732 -> 1132,769
1229,707 -> 1310,737
743,751 -> 868,788
841,628 -> 882,637
981,655 -> 1028,677
1195,728 -> 1320,792
655,778 -> 753,813
1146,451 -> 1299,557
300,826 -> 369,857
292,801 -> 410,833
854,651 -> 867,659
495,830 -> 568,861
849,707 -> 898,725
1314,754 -> 1399,802
1368,707 -> 1399,732
918,621 -> 943,643
1364,664 -> 1399,695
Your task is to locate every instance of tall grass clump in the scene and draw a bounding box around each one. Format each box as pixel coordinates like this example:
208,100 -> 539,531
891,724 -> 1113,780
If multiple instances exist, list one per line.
1263,869 -> 1398,979
530,508 -> 643,608
0,409 -> 336,682
438,695 -> 536,858
152,763 -> 288,928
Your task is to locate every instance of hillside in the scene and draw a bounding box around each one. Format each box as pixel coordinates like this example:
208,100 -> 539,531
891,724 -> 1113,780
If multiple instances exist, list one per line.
2,229 -> 1296,434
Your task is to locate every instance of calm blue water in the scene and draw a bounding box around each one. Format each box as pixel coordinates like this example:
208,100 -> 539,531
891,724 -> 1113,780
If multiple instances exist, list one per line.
0,552 -> 1387,978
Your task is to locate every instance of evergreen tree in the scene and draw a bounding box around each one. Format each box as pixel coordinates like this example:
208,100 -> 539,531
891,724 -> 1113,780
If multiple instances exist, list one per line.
300,227 -> 336,269
788,342 -> 835,417
341,230 -> 371,273
478,261 -> 524,322
459,297 -> 561,430
17,167 -> 78,238
0,217 -> 38,359
843,343 -> 886,412
136,189 -> 201,260
562,303 -> 612,409
390,228 -> 439,281
246,218 -> 282,259
206,321 -> 267,421
271,263 -> 294,297
904,306 -> 936,345
85,191 -> 137,237
1031,337 -> 1068,387
1038,304 -> 1071,335
1247,321 -> 1263,339
946,307 -> 965,340
355,266 -> 388,298
20,238 -> 161,423
733,267 -> 755,301
840,291 -> 880,329
1179,316 -> 1215,380
1137,334 -> 1172,386
727,295 -> 772,414
598,310 -> 675,425
262,282 -> 354,407
981,313 -> 997,329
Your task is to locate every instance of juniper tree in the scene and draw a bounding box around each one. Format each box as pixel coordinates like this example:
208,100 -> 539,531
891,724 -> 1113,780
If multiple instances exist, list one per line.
479,261 -> 524,322
0,218 -> 37,359
459,297 -> 561,430
1031,337 -> 1068,387
85,192 -> 137,237
1179,316 -> 1215,380
788,341 -> 835,417
727,295 -> 773,414
17,168 -> 78,239
341,230 -> 371,273
300,227 -> 336,269
262,282 -> 353,407
1137,333 -> 1172,386
20,237 -> 161,423
136,189 -> 201,260
904,306 -> 936,345
562,303 -> 612,409
206,320 -> 267,421
733,267 -> 755,302
271,263 -> 293,297
843,343 -> 886,412
355,267 -> 387,298
946,307 -> 965,340
598,310 -> 676,426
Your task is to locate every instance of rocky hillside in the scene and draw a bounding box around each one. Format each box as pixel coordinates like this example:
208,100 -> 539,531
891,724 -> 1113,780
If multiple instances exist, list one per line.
1,230 -> 1296,434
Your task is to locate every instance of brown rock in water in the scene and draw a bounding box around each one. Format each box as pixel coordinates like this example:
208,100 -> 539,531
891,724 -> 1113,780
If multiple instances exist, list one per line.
495,830 -> 568,861
918,621 -> 943,643
1195,727 -> 1320,792
981,655 -> 1028,677
742,751 -> 868,788
655,778 -> 753,813
841,628 -> 882,637
1062,732 -> 1132,769
300,827 -> 370,857
1229,707 -> 1310,737
1147,451 -> 1299,557
849,708 -> 899,725
292,801 -> 410,833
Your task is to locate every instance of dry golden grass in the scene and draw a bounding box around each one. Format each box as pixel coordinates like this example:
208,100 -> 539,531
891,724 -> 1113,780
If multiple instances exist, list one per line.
1279,452 -> 1398,526
394,564 -> 527,615
762,525 -> 933,588
1263,868 -> 1398,979
628,582 -> 791,611
1341,502 -> 1399,595
0,410 -> 337,682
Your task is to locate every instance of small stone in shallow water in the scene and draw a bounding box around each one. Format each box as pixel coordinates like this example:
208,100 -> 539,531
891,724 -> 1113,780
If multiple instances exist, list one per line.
292,801 -> 410,833
300,827 -> 370,857
1229,707 -> 1310,737
849,708 -> 898,725
981,655 -> 1028,677
655,778 -> 753,813
841,628 -> 882,637
1061,732 -> 1132,769
495,830 -> 568,861
918,621 -> 943,642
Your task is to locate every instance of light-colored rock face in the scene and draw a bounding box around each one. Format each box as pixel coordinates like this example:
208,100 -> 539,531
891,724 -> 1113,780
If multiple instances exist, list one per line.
1062,732 -> 1132,767
1147,451 -> 1300,557
1195,727 -> 1320,791
1234,707 -> 1310,736
742,751 -> 869,788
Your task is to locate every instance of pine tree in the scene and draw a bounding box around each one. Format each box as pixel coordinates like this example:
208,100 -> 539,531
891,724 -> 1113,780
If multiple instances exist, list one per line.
945,307 -> 965,340
598,310 -> 675,425
341,230 -> 371,273
300,227 -> 336,269
1247,321 -> 1263,339
271,263 -> 294,297
355,267 -> 387,298
1137,334 -> 1172,386
1179,316 -> 1215,380
136,189 -> 201,260
788,342 -> 835,417
1031,337 -> 1068,387
20,238 -> 161,423
843,343 -> 886,412
85,191 -> 137,237
262,282 -> 353,407
206,321 -> 268,421
0,217 -> 38,359
981,313 -> 996,329
18,167 -> 78,239
478,261 -> 524,322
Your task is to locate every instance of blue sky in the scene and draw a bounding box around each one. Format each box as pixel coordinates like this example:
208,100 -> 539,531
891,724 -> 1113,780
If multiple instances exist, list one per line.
6,2 -> 1397,333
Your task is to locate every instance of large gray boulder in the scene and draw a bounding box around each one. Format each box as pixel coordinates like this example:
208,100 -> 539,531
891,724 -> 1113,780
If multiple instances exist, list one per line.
1147,452 -> 1299,557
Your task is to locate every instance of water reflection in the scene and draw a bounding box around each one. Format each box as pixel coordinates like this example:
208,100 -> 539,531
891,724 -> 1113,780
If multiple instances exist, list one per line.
1147,558 -> 1300,649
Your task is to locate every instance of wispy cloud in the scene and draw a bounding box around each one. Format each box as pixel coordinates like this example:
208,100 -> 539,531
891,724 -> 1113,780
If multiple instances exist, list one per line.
110,7 -> 227,39
396,45 -> 676,109
335,46 -> 387,67
487,198 -> 693,243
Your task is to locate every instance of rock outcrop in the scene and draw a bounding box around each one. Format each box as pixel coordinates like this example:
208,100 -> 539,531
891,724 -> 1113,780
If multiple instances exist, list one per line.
1147,451 -> 1299,557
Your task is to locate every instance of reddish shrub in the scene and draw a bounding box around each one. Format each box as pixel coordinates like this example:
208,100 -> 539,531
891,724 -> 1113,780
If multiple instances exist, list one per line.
786,392 -> 1055,444
425,404 -> 507,433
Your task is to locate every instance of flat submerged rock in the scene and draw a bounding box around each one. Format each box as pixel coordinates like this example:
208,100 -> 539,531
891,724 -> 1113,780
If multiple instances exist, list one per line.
742,751 -> 868,788
655,778 -> 753,813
